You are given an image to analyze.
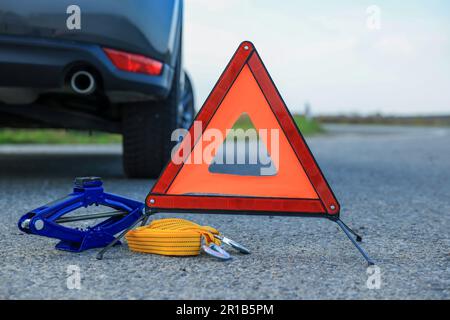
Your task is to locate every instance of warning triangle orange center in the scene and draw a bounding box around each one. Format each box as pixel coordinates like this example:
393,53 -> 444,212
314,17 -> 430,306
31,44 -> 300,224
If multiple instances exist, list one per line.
167,65 -> 318,199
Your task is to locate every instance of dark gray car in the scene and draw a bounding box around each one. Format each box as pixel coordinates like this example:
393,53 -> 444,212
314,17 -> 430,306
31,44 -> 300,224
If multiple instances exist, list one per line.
0,0 -> 194,177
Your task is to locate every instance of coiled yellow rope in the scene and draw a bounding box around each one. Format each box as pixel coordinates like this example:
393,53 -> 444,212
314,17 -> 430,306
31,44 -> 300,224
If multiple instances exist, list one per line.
125,218 -> 221,256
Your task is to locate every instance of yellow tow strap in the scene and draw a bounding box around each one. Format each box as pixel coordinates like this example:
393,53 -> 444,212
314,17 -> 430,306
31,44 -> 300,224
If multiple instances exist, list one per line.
125,218 -> 222,256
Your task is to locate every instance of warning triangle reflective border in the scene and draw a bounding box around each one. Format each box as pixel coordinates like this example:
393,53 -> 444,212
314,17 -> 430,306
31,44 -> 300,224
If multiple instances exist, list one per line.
146,41 -> 340,217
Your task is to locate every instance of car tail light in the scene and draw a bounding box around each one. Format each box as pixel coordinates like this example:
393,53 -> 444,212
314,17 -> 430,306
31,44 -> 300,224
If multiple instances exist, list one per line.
103,48 -> 163,76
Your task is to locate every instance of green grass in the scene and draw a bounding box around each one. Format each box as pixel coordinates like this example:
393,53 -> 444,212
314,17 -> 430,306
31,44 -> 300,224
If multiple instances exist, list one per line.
292,115 -> 324,136
0,129 -> 122,144
0,115 -> 323,144
233,114 -> 324,136
316,115 -> 450,127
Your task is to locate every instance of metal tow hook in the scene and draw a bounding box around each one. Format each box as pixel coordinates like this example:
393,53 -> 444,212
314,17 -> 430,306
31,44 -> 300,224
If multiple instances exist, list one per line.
215,234 -> 251,254
201,236 -> 232,260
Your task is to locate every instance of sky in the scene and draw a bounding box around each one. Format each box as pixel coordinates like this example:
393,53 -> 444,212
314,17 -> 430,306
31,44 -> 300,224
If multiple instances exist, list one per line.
184,0 -> 450,116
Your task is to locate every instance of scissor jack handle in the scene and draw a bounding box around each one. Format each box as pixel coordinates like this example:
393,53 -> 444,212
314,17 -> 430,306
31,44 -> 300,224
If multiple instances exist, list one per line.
18,177 -> 145,252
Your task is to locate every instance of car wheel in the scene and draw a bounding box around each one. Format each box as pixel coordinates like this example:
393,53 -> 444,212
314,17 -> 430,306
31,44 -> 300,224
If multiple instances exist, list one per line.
122,70 -> 195,178
178,73 -> 195,130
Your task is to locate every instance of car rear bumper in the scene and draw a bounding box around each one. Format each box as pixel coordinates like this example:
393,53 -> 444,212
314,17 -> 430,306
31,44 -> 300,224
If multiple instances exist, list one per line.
0,35 -> 174,103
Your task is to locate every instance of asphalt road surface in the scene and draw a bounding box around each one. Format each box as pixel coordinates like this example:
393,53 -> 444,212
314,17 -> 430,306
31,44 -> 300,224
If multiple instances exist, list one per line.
0,125 -> 449,299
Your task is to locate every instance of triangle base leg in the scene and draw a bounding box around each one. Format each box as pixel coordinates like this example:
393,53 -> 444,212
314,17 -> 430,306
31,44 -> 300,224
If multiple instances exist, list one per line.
333,218 -> 375,266
337,219 -> 363,242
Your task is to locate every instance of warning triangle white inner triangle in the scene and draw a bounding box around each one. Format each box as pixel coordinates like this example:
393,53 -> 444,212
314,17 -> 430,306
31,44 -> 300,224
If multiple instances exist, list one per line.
208,113 -> 277,176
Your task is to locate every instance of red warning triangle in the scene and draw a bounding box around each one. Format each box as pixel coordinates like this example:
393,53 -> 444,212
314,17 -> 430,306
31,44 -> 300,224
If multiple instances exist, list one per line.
146,41 -> 340,217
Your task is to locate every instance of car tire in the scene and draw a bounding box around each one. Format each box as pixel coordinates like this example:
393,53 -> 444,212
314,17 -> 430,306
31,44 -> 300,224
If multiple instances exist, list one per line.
179,73 -> 195,129
122,70 -> 195,178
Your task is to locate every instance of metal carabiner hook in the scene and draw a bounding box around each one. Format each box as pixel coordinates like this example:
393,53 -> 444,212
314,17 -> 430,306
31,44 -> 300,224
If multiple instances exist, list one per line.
215,235 -> 251,254
201,236 -> 231,260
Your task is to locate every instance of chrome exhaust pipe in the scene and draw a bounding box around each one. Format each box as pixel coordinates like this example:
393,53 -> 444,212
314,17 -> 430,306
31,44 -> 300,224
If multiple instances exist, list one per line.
70,70 -> 96,95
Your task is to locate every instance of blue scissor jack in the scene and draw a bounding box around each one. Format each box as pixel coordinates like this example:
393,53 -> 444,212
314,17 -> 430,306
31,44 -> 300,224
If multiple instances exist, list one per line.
18,177 -> 145,252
